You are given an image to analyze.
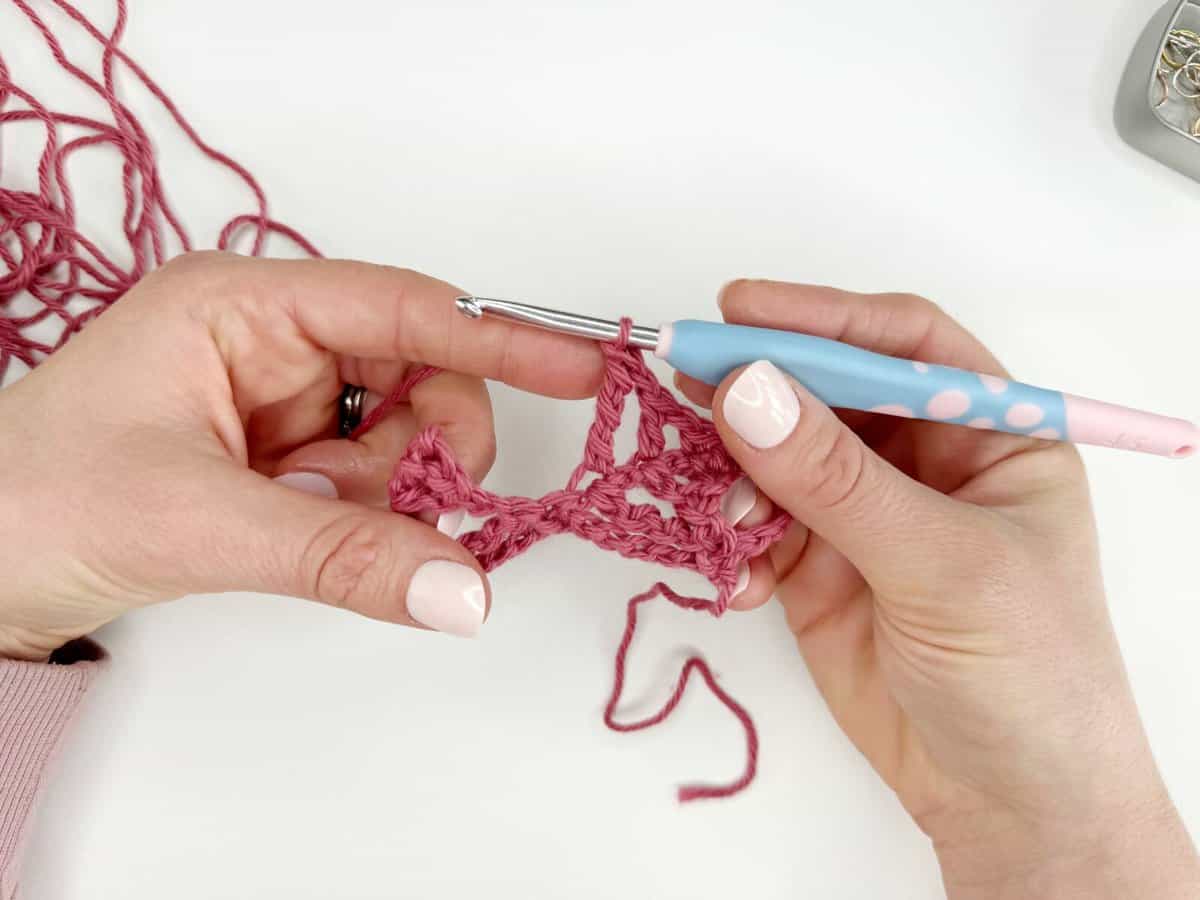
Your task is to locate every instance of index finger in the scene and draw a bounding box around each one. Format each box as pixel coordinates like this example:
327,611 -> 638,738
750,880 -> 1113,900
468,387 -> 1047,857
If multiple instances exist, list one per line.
717,280 -> 1010,377
241,256 -> 606,399
675,282 -> 1009,410
714,280 -> 1046,482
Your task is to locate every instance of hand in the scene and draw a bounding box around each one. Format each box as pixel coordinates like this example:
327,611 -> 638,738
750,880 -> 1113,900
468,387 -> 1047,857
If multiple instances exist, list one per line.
681,281 -> 1200,899
0,252 -> 603,661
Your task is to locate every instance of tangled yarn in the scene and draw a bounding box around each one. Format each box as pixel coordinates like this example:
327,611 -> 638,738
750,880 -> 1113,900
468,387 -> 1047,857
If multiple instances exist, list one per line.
2,0 -> 792,801
0,0 -> 319,381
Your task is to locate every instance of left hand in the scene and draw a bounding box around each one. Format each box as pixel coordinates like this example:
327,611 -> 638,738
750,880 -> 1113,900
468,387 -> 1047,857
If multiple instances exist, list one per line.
0,251 -> 604,660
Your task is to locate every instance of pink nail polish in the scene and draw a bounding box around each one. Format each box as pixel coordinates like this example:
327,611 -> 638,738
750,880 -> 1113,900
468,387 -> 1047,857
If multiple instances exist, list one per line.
436,509 -> 466,537
361,391 -> 384,418
733,562 -> 750,598
273,472 -> 338,499
720,476 -> 757,526
406,560 -> 486,638
723,361 -> 800,449
717,280 -> 736,309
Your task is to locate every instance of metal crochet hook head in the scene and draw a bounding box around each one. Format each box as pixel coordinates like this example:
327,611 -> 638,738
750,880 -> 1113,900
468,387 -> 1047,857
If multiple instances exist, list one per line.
455,296 -> 485,319
454,296 -> 660,351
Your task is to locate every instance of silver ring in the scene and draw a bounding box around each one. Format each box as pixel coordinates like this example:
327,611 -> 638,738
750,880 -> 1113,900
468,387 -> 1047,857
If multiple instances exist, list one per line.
338,384 -> 367,436
1173,54 -> 1200,98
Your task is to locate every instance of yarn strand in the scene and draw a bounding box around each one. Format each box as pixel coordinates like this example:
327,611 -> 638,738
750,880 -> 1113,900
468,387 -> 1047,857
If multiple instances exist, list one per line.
604,583 -> 759,803
0,0 -> 320,379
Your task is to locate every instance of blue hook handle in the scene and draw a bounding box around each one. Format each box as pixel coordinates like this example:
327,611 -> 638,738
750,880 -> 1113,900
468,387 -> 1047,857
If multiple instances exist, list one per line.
659,320 -> 1196,458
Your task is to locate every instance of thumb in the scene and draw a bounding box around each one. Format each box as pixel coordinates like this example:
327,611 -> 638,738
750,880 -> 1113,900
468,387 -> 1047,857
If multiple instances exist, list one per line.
712,361 -> 971,588
205,468 -> 489,637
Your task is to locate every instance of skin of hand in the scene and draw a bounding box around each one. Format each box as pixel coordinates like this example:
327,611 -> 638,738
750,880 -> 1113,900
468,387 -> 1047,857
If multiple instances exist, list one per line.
0,251 -> 612,659
676,280 -> 1200,900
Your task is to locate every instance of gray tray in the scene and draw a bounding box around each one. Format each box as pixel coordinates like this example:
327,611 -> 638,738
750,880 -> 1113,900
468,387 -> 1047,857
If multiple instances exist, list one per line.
1116,0 -> 1200,183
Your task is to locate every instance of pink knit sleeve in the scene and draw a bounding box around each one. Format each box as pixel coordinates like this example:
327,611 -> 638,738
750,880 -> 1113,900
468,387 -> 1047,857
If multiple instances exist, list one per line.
0,641 -> 105,900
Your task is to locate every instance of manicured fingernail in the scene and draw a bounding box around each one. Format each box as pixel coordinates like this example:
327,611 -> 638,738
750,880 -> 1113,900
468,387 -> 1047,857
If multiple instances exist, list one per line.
273,472 -> 338,499
362,390 -> 384,417
733,562 -> 750,598
436,509 -> 466,537
720,476 -> 757,526
723,361 -> 800,449
406,560 -> 486,638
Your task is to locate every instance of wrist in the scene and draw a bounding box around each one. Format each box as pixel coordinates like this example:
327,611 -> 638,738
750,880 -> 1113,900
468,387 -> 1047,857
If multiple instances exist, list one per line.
934,793 -> 1200,900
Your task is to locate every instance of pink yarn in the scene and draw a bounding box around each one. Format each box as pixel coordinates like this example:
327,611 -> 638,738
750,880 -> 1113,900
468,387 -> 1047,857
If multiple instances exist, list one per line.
376,322 -> 791,801
0,0 -> 319,381
3,0 -> 792,802
605,583 -> 762,802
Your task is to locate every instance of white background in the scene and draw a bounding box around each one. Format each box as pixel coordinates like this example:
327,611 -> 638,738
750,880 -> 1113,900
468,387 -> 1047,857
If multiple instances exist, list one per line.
3,0 -> 1199,897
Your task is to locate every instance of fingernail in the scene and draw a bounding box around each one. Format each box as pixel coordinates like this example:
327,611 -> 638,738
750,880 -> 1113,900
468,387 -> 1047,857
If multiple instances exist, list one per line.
723,361 -> 800,449
717,280 -> 735,309
436,509 -> 466,537
733,562 -> 750,598
273,472 -> 338,499
720,476 -> 757,526
406,560 -> 486,638
362,390 -> 385,417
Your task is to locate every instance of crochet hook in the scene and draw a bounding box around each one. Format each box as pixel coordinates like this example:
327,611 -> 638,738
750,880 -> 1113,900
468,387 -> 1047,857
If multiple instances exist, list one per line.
455,296 -> 1198,460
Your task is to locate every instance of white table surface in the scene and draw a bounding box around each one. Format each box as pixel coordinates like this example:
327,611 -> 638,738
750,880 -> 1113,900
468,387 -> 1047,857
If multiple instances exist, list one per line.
4,0 -> 1198,897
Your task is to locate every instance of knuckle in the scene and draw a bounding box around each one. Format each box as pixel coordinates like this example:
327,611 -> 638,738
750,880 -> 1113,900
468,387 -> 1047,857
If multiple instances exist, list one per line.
388,283 -> 414,357
495,332 -> 518,387
861,292 -> 943,356
159,250 -> 238,278
477,429 -> 499,476
306,515 -> 397,610
383,266 -> 418,303
1002,444 -> 1090,510
146,251 -> 243,303
388,265 -> 420,283
875,291 -> 942,322
1041,443 -> 1087,481
793,423 -> 868,512
892,292 -> 941,317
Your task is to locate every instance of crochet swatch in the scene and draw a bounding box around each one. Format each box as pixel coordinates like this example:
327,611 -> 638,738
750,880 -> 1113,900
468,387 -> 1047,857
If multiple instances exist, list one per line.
363,327 -> 791,800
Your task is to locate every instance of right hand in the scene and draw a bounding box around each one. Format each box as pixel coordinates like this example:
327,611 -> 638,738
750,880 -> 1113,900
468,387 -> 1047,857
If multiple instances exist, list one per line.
680,281 -> 1200,899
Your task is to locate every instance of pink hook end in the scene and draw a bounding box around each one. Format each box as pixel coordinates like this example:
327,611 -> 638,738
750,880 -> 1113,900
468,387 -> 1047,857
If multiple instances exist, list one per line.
1065,395 -> 1198,459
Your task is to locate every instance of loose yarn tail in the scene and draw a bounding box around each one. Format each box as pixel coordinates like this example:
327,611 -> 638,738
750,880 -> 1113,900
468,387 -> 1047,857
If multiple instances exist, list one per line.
604,583 -> 758,803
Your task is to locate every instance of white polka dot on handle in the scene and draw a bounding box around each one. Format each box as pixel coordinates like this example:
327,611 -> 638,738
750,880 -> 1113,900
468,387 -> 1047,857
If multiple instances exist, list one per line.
1030,428 -> 1060,441
1005,403 -> 1045,429
871,404 -> 916,418
979,374 -> 1008,394
913,361 -> 930,374
927,390 -> 971,420
967,417 -> 995,429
